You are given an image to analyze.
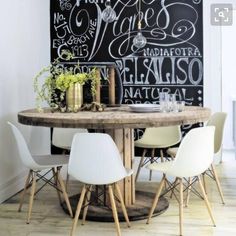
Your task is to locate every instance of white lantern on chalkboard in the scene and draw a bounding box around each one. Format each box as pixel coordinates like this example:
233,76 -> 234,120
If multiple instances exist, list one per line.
102,0 -> 116,23
133,0 -> 147,49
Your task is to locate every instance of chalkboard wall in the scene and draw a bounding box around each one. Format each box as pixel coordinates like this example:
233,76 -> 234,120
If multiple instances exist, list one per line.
50,0 -> 203,139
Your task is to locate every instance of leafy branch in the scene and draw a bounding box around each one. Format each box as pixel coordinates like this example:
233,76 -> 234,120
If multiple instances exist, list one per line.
33,50 -> 99,112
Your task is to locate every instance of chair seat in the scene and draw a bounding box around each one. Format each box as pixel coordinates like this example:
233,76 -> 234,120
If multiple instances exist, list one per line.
134,126 -> 181,149
33,154 -> 69,170
147,161 -> 174,173
81,168 -> 134,186
135,140 -> 176,149
167,147 -> 178,157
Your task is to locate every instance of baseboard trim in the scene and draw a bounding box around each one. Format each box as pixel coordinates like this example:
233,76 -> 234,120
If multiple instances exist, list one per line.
0,170 -> 28,203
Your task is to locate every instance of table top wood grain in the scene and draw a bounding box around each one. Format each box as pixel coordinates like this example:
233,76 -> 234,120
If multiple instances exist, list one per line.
18,105 -> 211,129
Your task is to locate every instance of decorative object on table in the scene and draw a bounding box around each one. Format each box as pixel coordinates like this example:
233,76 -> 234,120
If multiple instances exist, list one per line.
159,92 -> 185,113
65,82 -> 83,112
33,50 -> 100,112
93,69 -> 101,104
80,102 -> 106,112
128,104 -> 161,113
102,0 -> 116,23
133,0 -> 147,49
108,66 -> 116,106
176,101 -> 185,112
159,92 -> 170,112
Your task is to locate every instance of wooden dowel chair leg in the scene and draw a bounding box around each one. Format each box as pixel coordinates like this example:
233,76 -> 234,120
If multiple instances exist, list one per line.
61,150 -> 70,192
149,149 -> 155,181
82,185 -> 93,225
179,178 -> 184,236
146,175 -> 165,224
108,185 -> 121,236
160,149 -> 164,162
66,172 -> 70,192
170,178 -> 178,199
115,183 -> 131,228
135,149 -> 147,182
211,164 -> 225,204
18,170 -> 32,212
57,169 -> 73,218
27,171 -> 36,224
202,172 -> 207,194
198,176 -> 216,226
52,168 -> 62,205
185,177 -> 192,207
70,185 -> 87,236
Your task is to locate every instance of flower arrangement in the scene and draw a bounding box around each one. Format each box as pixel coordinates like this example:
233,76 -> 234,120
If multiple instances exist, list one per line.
55,72 -> 88,92
33,50 -> 99,112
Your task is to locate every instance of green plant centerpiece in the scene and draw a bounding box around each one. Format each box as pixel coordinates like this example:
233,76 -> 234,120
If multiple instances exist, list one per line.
33,50 -> 99,112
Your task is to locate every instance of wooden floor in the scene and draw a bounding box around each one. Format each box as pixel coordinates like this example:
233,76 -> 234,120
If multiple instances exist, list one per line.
1,151 -> 236,236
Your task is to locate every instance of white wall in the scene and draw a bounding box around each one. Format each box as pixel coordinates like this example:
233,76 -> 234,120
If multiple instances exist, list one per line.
0,0 -> 51,203
222,10 -> 236,149
204,0 -> 222,112
204,0 -> 236,150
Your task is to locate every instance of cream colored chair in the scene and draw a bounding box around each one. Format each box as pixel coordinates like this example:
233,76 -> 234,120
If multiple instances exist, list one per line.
68,133 -> 133,236
52,127 -> 88,152
167,112 -> 227,204
146,126 -> 216,236
134,126 -> 181,182
8,122 -> 73,223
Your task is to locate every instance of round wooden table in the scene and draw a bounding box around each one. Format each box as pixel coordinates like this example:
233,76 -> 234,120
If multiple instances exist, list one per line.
18,105 -> 211,221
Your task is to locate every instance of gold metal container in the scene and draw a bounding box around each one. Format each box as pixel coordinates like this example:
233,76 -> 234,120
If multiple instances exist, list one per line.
66,83 -> 83,112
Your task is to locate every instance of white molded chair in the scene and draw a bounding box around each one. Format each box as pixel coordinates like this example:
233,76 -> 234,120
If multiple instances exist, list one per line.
207,112 -> 227,162
167,112 -> 227,204
134,126 -> 181,181
146,126 -> 216,236
8,122 -> 73,223
68,133 -> 133,236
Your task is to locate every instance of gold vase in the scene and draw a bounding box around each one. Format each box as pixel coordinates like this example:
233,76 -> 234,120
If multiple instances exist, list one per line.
66,83 -> 83,112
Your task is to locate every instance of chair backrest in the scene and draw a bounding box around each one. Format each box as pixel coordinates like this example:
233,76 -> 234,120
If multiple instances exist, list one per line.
167,126 -> 215,178
139,126 -> 181,147
8,122 -> 39,170
207,112 -> 227,154
68,133 -> 128,185
52,128 -> 88,150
